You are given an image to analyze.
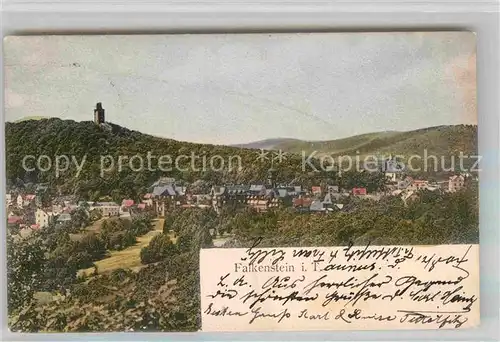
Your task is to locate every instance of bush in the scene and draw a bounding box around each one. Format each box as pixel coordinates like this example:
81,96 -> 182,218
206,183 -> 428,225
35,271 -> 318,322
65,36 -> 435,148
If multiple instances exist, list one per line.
140,234 -> 177,265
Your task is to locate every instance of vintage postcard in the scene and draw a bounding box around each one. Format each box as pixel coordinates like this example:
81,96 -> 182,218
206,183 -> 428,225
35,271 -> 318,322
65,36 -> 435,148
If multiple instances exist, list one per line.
4,32 -> 478,332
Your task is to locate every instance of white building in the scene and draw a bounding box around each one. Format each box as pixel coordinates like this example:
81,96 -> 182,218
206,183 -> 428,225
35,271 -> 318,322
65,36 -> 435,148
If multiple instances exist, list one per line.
17,194 -> 23,208
35,208 -> 54,228
92,202 -> 120,217
385,172 -> 398,182
408,180 -> 430,192
448,175 -> 465,192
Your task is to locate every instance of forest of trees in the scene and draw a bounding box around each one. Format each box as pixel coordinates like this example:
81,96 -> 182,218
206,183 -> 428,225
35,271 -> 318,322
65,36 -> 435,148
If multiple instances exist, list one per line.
5,119 -> 333,202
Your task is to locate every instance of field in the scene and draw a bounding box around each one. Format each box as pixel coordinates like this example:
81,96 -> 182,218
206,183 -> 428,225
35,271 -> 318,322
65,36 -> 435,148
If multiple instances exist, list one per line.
78,218 -> 165,277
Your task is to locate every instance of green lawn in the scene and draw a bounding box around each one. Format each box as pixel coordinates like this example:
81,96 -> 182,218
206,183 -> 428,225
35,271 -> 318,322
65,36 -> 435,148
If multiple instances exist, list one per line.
78,218 -> 165,277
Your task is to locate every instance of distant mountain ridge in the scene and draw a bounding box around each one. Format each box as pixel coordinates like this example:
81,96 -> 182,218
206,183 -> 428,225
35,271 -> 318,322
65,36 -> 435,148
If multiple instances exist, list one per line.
231,138 -> 304,150
230,125 -> 478,157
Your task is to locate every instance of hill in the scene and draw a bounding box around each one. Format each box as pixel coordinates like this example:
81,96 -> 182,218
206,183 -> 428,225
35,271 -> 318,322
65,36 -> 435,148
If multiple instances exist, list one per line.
235,125 -> 478,157
5,119 -> 477,201
230,138 -> 303,150
5,118 -> 310,201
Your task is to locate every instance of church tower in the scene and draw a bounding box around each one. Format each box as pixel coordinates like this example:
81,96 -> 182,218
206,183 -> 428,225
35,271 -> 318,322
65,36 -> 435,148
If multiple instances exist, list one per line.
94,102 -> 105,125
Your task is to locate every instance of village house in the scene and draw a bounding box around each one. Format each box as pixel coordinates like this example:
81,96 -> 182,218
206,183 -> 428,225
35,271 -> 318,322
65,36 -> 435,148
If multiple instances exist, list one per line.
142,193 -> 154,207
426,183 -> 440,192
121,199 -> 135,212
448,175 -> 466,192
311,186 -> 322,197
6,193 -> 12,206
7,215 -> 23,226
352,187 -> 367,196
289,185 -> 305,197
227,185 -> 250,197
92,202 -> 120,217
210,185 -> 250,213
268,196 -> 280,210
326,185 -> 343,201
247,196 -> 276,213
35,208 -> 54,228
247,187 -> 289,212
309,200 -> 325,212
327,185 -> 339,194
147,177 -> 185,215
149,177 -> 189,215
292,197 -> 313,212
101,204 -> 120,217
248,184 -> 266,196
322,192 -> 333,209
436,180 -> 448,190
397,177 -> 413,190
382,157 -> 404,182
152,184 -> 178,216
305,192 -> 342,213
385,171 -> 399,182
408,179 -> 430,192
152,184 -> 176,198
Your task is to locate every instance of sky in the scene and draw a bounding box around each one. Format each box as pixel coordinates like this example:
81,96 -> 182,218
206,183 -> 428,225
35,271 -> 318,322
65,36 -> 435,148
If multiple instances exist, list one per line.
4,32 -> 477,145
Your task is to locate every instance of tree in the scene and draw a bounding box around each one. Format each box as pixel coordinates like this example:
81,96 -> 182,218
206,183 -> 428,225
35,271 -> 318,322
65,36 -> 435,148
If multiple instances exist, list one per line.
141,234 -> 177,264
7,232 -> 46,313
